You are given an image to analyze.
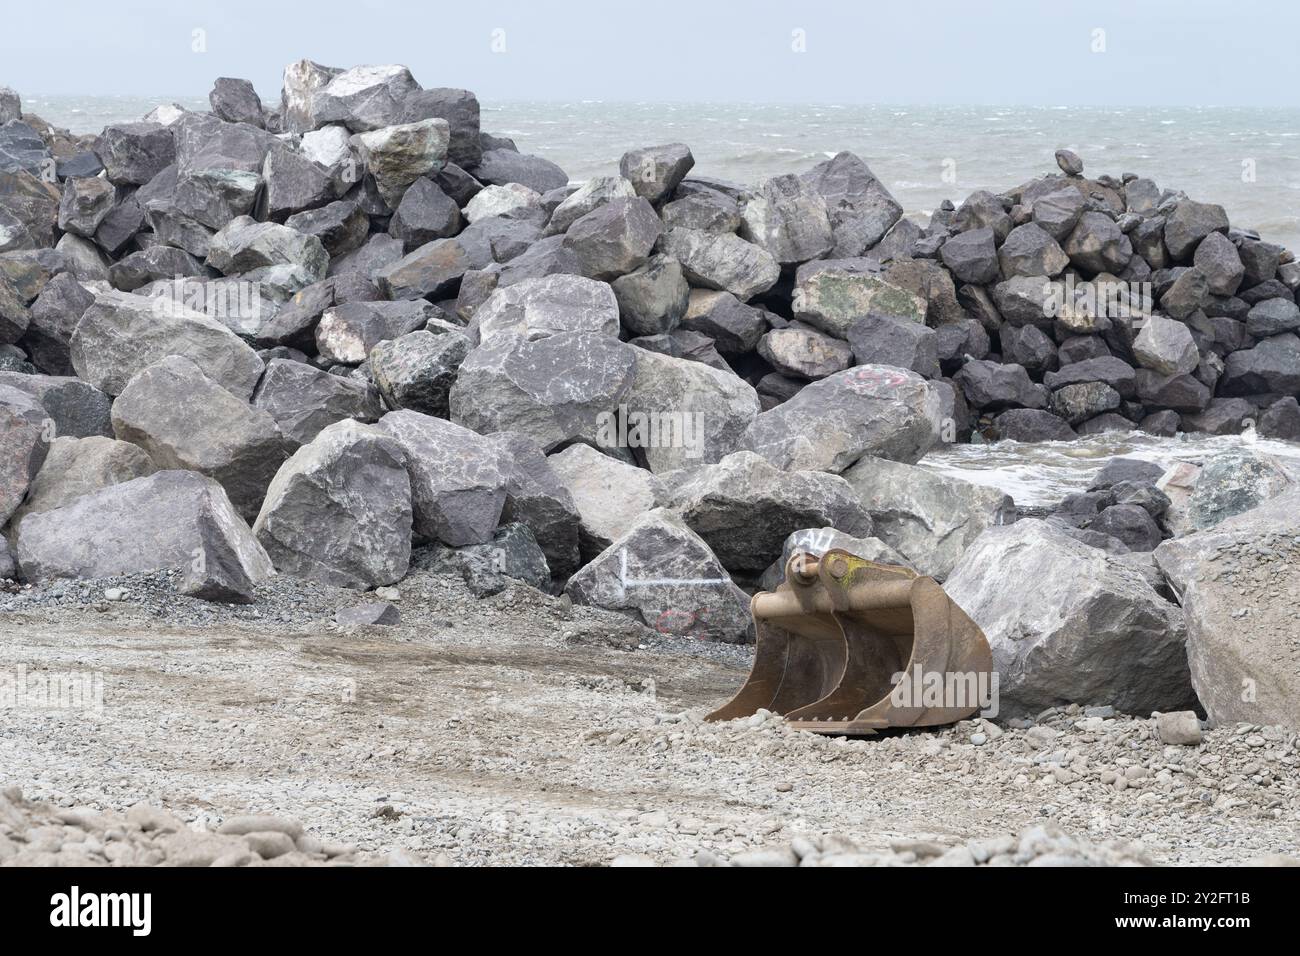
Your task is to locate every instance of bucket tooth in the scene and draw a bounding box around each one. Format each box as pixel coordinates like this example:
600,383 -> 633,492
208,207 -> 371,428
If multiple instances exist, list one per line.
706,548 -> 994,735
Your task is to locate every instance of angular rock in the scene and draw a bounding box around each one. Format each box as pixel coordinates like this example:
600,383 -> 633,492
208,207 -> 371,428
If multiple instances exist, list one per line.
375,234 -> 492,300
1245,297 -> 1300,337
617,347 -> 760,473
1220,333 -> 1300,396
939,227 -> 1000,284
0,371 -> 111,439
253,418 -> 412,588
611,255 -> 689,336
997,222 -> 1068,278
744,365 -> 942,472
1051,381 -> 1120,425
110,356 -> 288,520
1152,489 -> 1300,728
473,275 -> 619,345
400,87 -> 482,169
251,357 -> 383,446
1063,212 -> 1132,274
659,227 -> 779,302
758,325 -> 853,380
955,360 -> 1046,410
562,197 -> 660,281
375,409 -> 508,546
945,519 -> 1194,716
488,431 -> 582,578
800,152 -> 903,256
309,65 -> 420,132
1163,200 -> 1229,261
6,435 -> 156,535
57,176 -> 116,238
368,329 -> 471,418
209,77 -> 264,127
739,174 -> 833,265
0,384 -> 50,526
992,408 -> 1077,442
757,526 -> 911,591
284,199 -> 369,258
1186,449 -> 1292,531
669,451 -> 872,574
16,470 -> 273,584
1192,231 -> 1244,296
841,456 -> 1017,580
315,300 -> 434,364
548,443 -> 664,560
70,290 -> 264,399
1133,315 -> 1199,376
619,144 -> 694,205
450,331 -> 636,451
94,123 -> 176,186
472,148 -> 567,195
206,216 -> 329,281
565,509 -> 751,642
353,118 -> 449,207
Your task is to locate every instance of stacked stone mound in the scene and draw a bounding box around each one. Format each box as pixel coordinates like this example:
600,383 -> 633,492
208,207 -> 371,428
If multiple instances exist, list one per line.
1,65 -> 1299,725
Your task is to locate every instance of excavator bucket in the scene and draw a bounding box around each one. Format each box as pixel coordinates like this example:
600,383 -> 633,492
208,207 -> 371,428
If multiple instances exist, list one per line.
706,548 -> 993,734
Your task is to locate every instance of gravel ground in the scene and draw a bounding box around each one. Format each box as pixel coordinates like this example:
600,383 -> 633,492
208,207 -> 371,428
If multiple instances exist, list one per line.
2,570 -> 1297,866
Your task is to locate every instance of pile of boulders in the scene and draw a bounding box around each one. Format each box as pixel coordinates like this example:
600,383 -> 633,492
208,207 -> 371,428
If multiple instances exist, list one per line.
1,63 -> 1298,728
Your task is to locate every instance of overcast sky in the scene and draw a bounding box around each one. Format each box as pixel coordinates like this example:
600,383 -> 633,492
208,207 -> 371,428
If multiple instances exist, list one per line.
3,0 -> 1297,106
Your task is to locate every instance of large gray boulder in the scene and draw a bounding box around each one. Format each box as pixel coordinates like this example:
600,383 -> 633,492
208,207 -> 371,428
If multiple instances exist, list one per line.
251,357 -> 383,446
1185,449 -> 1293,531
0,385 -> 50,526
739,174 -> 834,265
57,176 -> 116,238
0,371 -> 111,439
945,519 -> 1195,717
376,409 -> 508,546
1133,315 -> 1198,376
846,314 -> 939,378
1153,488 -> 1300,729
1219,333 -> 1300,396
400,87 -> 481,168
669,451 -> 874,574
619,144 -> 694,204
488,431 -> 582,578
352,118 -> 449,207
744,365 -> 942,472
375,233 -> 493,300
209,77 -> 264,127
315,299 -> 435,364
473,275 -> 619,344
562,197 -> 661,281
840,456 -> 1016,580
206,216 -> 329,281
253,419 -> 412,589
792,262 -> 926,338
565,509 -> 752,643
450,331 -> 637,451
619,347 -> 760,473
659,227 -> 779,301
548,443 -> 665,560
1063,212 -> 1132,274
610,255 -> 689,336
1163,199 -> 1229,261
70,291 -> 264,399
308,64 -> 420,132
545,175 -> 636,236
94,122 -> 176,186
16,470 -> 273,585
110,356 -> 288,521
758,325 -> 854,380
6,436 -> 156,537
799,151 -> 903,256
368,329 -> 471,419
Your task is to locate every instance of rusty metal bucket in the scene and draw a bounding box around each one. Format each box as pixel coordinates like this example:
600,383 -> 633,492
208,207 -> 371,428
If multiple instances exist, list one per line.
706,548 -> 993,734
